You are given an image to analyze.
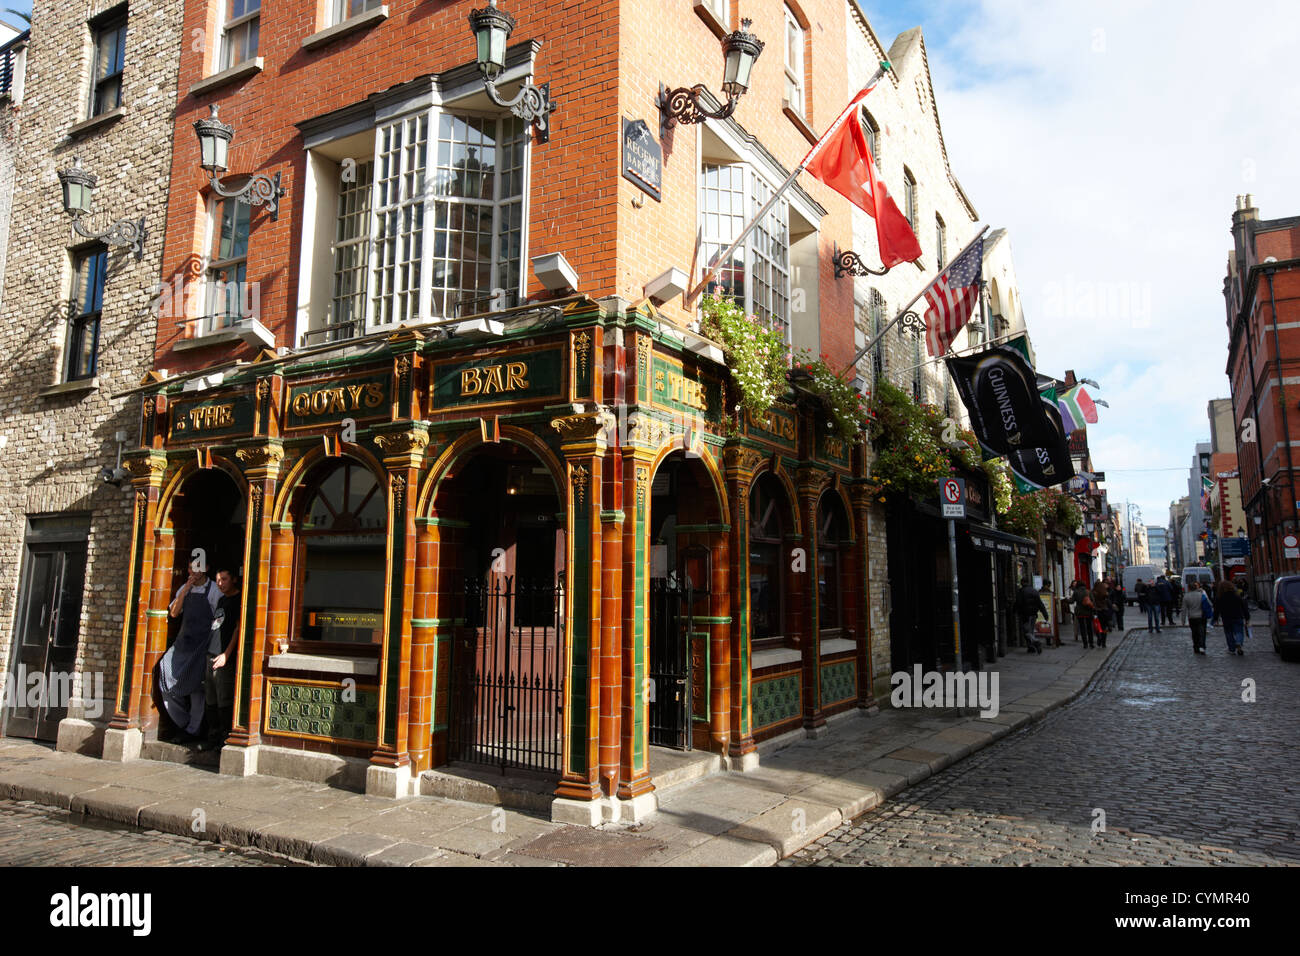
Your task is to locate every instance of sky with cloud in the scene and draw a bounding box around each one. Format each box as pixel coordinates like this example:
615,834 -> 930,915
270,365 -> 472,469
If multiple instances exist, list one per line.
858,0 -> 1300,544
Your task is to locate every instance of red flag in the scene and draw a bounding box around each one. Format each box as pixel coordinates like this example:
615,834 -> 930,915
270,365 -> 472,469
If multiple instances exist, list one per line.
803,87 -> 922,268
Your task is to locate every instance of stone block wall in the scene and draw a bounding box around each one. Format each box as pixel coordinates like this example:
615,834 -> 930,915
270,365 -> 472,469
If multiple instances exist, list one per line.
0,0 -> 181,737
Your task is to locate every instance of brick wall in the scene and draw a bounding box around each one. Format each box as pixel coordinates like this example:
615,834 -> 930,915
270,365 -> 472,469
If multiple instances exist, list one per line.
0,0 -> 182,730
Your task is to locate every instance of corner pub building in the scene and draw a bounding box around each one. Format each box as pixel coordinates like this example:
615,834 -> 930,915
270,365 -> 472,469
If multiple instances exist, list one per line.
102,0 -> 876,822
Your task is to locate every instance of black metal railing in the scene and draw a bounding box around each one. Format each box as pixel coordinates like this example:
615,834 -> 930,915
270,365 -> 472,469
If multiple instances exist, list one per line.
449,575 -> 565,775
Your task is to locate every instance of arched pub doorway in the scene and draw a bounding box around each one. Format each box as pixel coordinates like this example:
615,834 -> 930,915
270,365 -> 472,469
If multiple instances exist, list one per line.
648,451 -> 722,751
434,441 -> 566,774
157,465 -> 246,736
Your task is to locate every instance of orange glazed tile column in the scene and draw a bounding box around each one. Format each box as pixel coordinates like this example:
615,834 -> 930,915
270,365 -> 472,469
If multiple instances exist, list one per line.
218,440 -> 284,777
550,409 -> 614,826
103,450 -> 168,762
797,466 -> 827,736
723,445 -> 764,767
408,517 -> 437,774
367,425 -> 430,798
617,440 -> 656,807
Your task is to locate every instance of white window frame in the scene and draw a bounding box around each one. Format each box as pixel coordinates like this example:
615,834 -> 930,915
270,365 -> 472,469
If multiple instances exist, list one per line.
783,6 -> 805,116
331,0 -> 384,27
201,195 -> 253,335
88,9 -> 127,119
903,167 -> 917,232
219,0 -> 259,72
699,160 -> 791,344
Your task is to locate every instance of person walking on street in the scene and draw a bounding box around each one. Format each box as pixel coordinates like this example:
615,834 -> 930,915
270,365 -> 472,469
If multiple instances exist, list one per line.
1015,579 -> 1048,654
1215,580 -> 1249,655
1155,575 -> 1174,627
1071,579 -> 1096,648
1183,580 -> 1211,654
1169,575 -> 1184,623
1091,578 -> 1111,648
1142,579 -> 1162,632
1110,579 -> 1126,631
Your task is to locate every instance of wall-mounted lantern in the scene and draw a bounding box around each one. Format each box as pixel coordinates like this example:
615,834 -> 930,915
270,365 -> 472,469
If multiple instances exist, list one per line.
193,105 -> 287,220
56,157 -> 147,260
659,18 -> 764,130
468,0 -> 558,142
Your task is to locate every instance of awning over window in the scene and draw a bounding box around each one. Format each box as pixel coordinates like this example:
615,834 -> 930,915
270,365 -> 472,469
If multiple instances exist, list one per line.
966,525 -> 1037,559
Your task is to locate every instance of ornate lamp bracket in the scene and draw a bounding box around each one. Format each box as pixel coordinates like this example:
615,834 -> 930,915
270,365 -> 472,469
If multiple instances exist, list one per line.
70,214 -> 147,261
483,78 -> 557,142
833,248 -> 893,279
209,169 -> 286,221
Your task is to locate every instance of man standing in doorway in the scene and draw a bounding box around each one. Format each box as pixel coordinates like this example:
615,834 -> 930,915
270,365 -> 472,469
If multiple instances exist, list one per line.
200,568 -> 242,751
159,562 -> 221,743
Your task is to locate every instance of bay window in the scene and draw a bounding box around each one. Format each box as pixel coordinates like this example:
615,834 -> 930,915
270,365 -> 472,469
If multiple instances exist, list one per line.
300,104 -> 529,345
700,162 -> 791,341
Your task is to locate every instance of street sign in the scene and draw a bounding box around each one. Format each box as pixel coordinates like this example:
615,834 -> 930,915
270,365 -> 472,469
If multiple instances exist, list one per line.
1221,537 -> 1251,557
939,477 -> 966,518
1285,534 -> 1298,549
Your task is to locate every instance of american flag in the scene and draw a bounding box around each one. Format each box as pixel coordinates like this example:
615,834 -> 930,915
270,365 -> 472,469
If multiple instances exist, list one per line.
923,237 -> 984,357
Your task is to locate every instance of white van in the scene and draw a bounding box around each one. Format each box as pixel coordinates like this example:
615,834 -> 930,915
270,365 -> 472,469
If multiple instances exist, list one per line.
1181,566 -> 1216,593
1122,565 -> 1162,605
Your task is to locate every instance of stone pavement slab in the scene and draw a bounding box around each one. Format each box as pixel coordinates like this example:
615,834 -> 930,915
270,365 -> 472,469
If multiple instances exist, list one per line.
0,633 -> 1122,866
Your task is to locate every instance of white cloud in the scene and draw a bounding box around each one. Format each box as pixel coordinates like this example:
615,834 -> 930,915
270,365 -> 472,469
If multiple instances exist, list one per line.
891,0 -> 1300,526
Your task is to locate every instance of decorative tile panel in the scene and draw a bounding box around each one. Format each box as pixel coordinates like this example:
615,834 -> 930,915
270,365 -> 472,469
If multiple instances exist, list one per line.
752,672 -> 801,730
820,660 -> 857,706
265,679 -> 379,744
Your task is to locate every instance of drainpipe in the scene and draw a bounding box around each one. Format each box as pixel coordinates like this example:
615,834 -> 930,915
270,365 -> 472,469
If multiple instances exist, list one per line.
1265,268 -> 1300,545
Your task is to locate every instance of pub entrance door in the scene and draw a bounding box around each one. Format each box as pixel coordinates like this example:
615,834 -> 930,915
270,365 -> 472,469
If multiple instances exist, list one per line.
3,515 -> 90,741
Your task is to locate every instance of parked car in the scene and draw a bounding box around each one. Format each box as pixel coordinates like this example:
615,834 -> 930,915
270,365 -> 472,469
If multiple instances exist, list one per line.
1122,565 -> 1161,605
1270,576 -> 1300,661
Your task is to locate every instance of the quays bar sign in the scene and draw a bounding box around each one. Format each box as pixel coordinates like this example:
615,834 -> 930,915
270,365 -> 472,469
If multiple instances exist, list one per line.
431,346 -> 564,411
745,405 -> 797,452
169,392 -> 255,441
287,373 -> 391,430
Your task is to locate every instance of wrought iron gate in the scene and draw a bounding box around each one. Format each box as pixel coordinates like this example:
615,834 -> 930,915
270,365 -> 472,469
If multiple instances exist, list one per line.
449,576 -> 565,774
648,577 -> 693,750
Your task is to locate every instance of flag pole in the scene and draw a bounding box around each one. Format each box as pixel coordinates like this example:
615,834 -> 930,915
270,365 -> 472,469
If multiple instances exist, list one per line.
687,61 -> 894,303
841,224 -> 990,378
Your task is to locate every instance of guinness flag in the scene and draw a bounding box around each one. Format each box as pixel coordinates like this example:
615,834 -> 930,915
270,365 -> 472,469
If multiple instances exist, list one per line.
946,345 -> 1059,455
1006,387 -> 1077,490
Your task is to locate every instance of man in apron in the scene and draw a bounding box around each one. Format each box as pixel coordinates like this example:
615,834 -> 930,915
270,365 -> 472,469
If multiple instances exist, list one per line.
159,567 -> 220,743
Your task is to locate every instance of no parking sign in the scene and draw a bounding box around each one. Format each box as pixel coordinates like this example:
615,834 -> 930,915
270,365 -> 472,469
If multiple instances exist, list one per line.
939,477 -> 966,519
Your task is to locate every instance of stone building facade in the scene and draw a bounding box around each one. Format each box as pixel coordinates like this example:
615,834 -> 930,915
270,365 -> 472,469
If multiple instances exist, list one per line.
0,0 -> 182,749
845,8 -> 1037,691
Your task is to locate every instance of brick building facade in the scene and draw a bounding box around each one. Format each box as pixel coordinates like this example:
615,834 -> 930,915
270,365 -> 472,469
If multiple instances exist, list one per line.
0,1 -> 181,749
1224,195 -> 1300,594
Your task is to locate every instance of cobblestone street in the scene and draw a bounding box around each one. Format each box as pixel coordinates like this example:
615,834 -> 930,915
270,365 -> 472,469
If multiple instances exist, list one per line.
790,627 -> 1300,866
0,800 -> 292,867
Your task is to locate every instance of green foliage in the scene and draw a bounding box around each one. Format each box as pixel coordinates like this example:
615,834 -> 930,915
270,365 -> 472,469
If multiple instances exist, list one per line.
791,349 -> 869,444
864,380 -> 1013,510
699,294 -> 789,419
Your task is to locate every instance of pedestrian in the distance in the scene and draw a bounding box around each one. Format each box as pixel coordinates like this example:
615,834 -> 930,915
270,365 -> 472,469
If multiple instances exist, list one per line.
1183,579 -> 1210,655
1155,575 -> 1174,627
1215,580 -> 1249,655
1015,579 -> 1048,654
1110,580 -> 1126,632
1071,579 -> 1096,648
1143,579 -> 1163,633
1091,577 -> 1111,648
1169,575 -> 1184,623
